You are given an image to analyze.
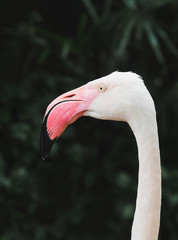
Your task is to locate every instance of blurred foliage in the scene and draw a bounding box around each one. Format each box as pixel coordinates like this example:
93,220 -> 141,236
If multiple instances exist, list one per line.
0,0 -> 178,239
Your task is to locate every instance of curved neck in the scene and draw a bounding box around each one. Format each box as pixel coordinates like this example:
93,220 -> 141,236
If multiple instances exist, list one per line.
129,112 -> 161,240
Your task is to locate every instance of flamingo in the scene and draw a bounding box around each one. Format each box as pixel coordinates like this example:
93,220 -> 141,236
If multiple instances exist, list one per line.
40,71 -> 161,240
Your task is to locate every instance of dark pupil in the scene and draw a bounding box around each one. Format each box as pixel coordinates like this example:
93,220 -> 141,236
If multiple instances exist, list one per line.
100,87 -> 103,90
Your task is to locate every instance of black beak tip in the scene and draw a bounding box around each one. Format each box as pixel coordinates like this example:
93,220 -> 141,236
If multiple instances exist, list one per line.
40,151 -> 49,161
40,116 -> 55,160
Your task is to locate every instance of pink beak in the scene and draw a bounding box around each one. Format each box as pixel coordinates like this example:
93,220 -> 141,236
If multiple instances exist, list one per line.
40,84 -> 98,160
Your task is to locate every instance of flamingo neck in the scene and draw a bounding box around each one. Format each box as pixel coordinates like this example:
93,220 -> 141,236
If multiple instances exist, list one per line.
129,112 -> 161,240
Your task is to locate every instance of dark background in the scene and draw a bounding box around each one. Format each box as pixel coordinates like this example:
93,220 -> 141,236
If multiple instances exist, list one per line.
0,0 -> 178,239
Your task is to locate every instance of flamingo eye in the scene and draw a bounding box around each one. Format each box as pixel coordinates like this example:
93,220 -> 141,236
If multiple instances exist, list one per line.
98,84 -> 106,93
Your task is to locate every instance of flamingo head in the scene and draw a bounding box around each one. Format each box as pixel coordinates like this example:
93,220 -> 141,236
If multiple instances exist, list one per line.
40,71 -> 150,160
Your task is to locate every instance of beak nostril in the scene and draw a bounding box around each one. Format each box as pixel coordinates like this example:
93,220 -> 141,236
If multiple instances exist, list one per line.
64,94 -> 76,98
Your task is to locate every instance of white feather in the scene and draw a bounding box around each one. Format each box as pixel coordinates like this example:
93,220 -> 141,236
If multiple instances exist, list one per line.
84,71 -> 161,240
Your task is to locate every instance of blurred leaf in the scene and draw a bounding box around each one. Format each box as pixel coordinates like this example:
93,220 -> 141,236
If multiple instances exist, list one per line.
0,175 -> 11,188
82,0 -> 98,20
144,22 -> 165,63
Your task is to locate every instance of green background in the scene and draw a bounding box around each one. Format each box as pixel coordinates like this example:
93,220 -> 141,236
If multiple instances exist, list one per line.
0,0 -> 178,239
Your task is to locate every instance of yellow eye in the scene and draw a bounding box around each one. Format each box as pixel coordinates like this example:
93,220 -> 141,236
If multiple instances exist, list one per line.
98,84 -> 106,93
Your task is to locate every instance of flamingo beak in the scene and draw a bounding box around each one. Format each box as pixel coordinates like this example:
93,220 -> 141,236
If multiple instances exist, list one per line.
40,84 -> 98,160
